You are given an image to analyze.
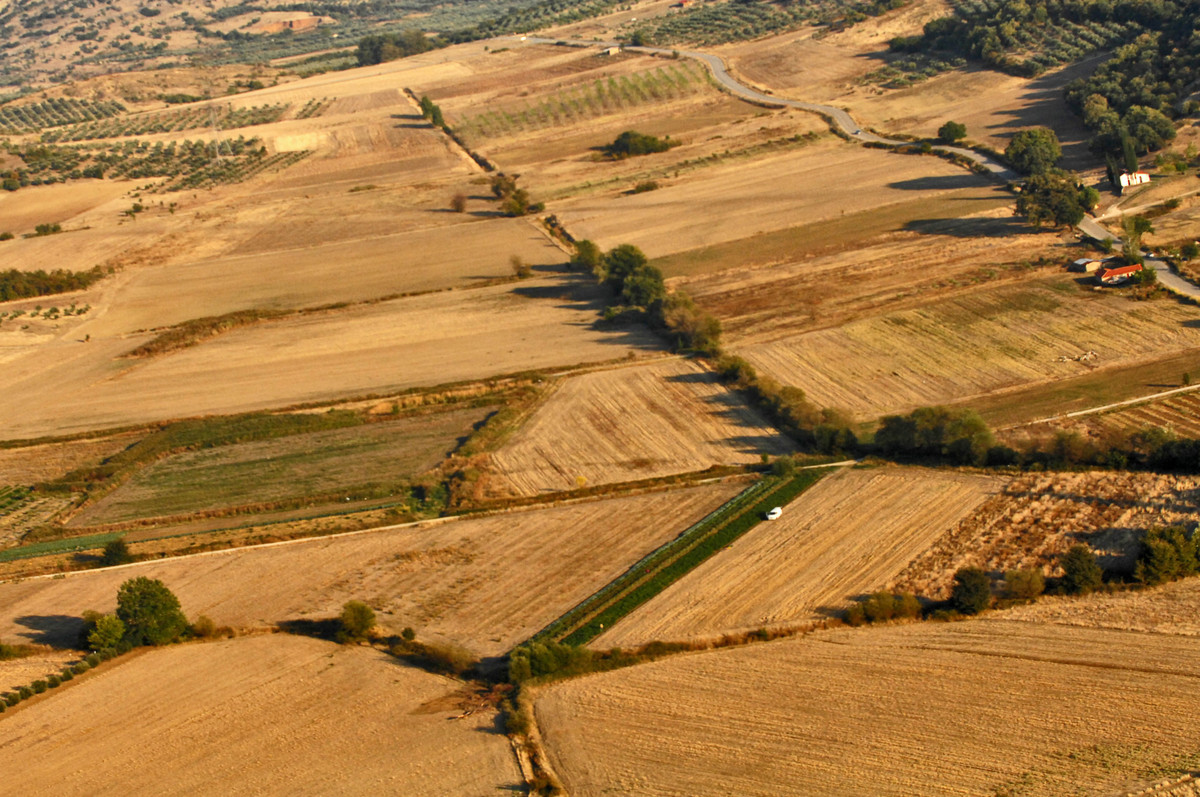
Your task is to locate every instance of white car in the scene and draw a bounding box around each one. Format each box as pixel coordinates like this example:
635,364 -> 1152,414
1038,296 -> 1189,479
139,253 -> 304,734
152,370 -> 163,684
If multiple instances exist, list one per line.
765,507 -> 783,521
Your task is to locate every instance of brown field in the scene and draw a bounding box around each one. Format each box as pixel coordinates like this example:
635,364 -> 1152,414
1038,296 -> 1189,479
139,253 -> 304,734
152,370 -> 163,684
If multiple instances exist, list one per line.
72,405 -> 492,525
490,359 -> 792,495
0,648 -> 80,693
1001,577 -> 1200,636
553,138 -> 998,258
1004,388 -> 1200,449
595,466 -> 1003,647
0,635 -> 522,796
737,280 -> 1200,420
0,482 -> 741,656
894,470 -> 1200,599
0,433 -> 141,484
0,276 -> 660,440
538,620 -> 1200,796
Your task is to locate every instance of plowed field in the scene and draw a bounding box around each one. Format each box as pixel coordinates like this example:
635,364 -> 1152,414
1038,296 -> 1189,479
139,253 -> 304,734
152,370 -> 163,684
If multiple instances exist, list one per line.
595,466 -> 1002,646
0,483 -> 741,656
490,359 -> 792,495
539,620 -> 1200,796
740,282 -> 1200,420
0,635 -> 522,796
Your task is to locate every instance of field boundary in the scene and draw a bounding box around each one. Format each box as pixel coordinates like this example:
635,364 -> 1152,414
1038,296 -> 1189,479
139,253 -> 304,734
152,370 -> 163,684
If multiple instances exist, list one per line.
531,467 -> 838,646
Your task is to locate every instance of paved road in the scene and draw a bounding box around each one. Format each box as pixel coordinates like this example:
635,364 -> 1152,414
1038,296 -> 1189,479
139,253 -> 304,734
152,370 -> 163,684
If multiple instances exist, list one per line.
516,36 -> 1200,299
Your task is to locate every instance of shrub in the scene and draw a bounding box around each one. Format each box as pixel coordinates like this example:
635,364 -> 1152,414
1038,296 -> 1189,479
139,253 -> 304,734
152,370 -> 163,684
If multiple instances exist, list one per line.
938,121 -> 967,142
84,653 -> 100,667
337,600 -> 376,643
603,130 -> 674,158
1004,568 -> 1046,601
3,691 -> 18,706
450,192 -> 467,213
31,679 -> 47,694
401,627 -> 416,641
59,668 -> 73,682
47,674 -> 61,688
88,614 -> 126,651
100,538 -> 134,566
1135,526 -> 1197,586
951,568 -> 991,614
116,576 -> 188,646
1060,544 -> 1103,594
72,661 -> 90,674
18,685 -> 32,699
189,615 -> 218,638
862,591 -> 897,623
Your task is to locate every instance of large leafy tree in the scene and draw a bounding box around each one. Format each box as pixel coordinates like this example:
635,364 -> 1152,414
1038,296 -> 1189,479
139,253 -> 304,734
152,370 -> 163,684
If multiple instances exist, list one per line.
116,577 -> 187,646
1005,127 -> 1062,175
1015,171 -> 1096,228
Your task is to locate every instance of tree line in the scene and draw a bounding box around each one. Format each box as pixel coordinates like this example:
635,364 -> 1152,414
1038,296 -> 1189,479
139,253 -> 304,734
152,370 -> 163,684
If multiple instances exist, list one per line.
0,266 -> 105,301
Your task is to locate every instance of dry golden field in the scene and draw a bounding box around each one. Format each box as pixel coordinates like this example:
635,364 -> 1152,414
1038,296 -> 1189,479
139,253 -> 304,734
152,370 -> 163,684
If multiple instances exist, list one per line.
0,635 -> 522,796
0,648 -> 80,694
1004,388 -> 1200,449
490,359 -> 792,495
1002,577 -> 1200,636
895,470 -> 1200,599
595,466 -> 1002,647
0,434 -> 141,485
538,620 -> 1200,796
738,281 -> 1200,420
0,277 -> 660,440
0,483 -> 741,656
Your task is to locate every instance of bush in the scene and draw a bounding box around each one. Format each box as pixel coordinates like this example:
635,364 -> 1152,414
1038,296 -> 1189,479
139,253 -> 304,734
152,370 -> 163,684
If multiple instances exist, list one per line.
87,614 -> 126,652
1060,544 -> 1103,594
1004,568 -> 1045,601
951,568 -> 991,614
1135,526 -> 1197,586
59,668 -> 73,682
116,576 -> 188,646
938,121 -> 967,142
17,685 -> 32,699
450,193 -> 467,213
401,627 -> 416,641
603,130 -> 674,158
47,674 -> 61,688
3,691 -> 19,706
31,679 -> 47,694
84,653 -> 100,667
73,661 -> 90,674
100,538 -> 134,566
337,600 -> 376,643
188,615 -> 217,639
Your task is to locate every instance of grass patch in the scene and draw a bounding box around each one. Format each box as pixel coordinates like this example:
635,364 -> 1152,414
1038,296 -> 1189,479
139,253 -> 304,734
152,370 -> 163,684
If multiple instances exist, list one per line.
124,309 -> 288,358
542,469 -> 831,647
0,531 -> 124,562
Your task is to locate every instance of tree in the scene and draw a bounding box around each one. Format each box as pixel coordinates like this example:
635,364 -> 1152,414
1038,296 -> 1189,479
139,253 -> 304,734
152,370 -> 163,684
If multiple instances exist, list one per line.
116,577 -> 187,646
951,567 -> 992,614
603,130 -> 673,158
510,254 -> 531,278
1135,526 -> 1197,585
1121,215 -> 1153,264
1004,568 -> 1045,601
1005,127 -> 1062,175
938,121 -> 967,143
1015,171 -> 1090,228
621,265 -> 666,308
100,538 -> 133,567
1059,544 -> 1103,594
87,614 -> 126,651
449,193 -> 467,213
602,244 -> 649,293
338,600 -> 375,643
570,239 -> 603,273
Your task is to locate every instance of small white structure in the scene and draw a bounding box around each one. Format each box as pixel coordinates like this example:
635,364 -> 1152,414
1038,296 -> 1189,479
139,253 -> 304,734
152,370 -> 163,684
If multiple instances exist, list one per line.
765,507 -> 783,521
1118,171 -> 1151,193
1069,258 -> 1102,273
600,46 -> 621,56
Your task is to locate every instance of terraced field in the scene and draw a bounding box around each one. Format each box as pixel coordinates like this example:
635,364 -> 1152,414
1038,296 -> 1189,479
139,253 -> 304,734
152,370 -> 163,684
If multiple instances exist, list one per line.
595,466 -> 1003,647
539,621 -> 1200,796
490,359 -> 792,495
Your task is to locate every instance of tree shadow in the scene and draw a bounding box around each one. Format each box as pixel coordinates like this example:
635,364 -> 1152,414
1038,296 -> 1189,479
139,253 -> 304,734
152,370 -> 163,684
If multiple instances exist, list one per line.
903,216 -> 1036,238
277,617 -> 340,642
14,614 -> 81,647
888,174 -> 992,191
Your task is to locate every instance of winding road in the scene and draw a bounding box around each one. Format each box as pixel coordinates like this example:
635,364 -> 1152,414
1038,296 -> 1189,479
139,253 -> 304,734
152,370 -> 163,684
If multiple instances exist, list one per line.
517,36 -> 1200,300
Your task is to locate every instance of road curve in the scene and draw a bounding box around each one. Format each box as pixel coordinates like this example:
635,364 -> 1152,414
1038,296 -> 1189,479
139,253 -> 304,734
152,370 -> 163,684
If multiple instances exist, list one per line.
1077,217 -> 1200,300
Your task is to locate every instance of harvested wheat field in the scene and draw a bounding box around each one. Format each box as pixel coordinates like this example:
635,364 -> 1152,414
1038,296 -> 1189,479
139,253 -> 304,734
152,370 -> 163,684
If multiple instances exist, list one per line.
539,620 -> 1200,796
555,139 -> 995,258
1007,389 -> 1200,448
0,635 -> 521,796
0,277 -> 660,440
595,466 -> 1003,647
895,470 -> 1200,599
490,359 -> 792,495
0,648 -> 80,693
0,483 -> 741,656
1002,577 -> 1200,637
740,281 -> 1200,420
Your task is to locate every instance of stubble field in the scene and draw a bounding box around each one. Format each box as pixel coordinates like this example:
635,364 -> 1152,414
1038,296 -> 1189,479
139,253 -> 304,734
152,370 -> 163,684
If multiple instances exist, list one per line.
738,282 -> 1200,420
539,620 -> 1200,796
490,358 -> 792,495
0,483 -> 742,656
1,635 -> 522,796
594,466 -> 1003,647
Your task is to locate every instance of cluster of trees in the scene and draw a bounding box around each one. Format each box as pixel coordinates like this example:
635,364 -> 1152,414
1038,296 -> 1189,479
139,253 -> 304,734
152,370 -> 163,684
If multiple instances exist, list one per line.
1006,128 -> 1099,228
0,266 -> 105,301
1025,422 -> 1200,472
572,240 -> 723,356
874,406 -> 995,466
355,30 -> 437,66
77,577 -> 189,651
490,173 -> 544,217
602,130 -> 677,158
417,95 -> 445,129
1135,526 -> 1199,587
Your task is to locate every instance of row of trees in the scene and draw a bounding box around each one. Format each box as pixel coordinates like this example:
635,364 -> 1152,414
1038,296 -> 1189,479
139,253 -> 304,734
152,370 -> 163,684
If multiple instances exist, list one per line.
1004,127 -> 1101,228
355,30 -> 437,66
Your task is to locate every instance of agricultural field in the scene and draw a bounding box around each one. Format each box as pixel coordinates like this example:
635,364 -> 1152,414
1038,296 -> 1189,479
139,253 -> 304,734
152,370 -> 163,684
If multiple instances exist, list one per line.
1004,389 -> 1200,451
894,470 -> 1200,599
0,482 -> 743,656
736,280 -> 1200,421
0,647 -> 79,694
1,635 -> 523,796
1002,576 -> 1200,637
595,466 -> 1002,647
71,405 -> 492,525
538,620 -> 1200,796
490,358 -> 791,496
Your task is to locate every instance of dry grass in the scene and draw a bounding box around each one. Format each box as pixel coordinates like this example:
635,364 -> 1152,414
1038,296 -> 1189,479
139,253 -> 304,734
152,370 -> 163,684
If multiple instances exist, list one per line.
1005,389 -> 1200,448
1001,577 -> 1200,636
738,281 -> 1200,420
0,433 -> 141,484
0,635 -> 522,796
894,470 -> 1200,599
0,482 -> 742,657
0,648 -> 79,693
595,466 -> 1003,646
489,359 -> 792,496
538,620 -> 1200,796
